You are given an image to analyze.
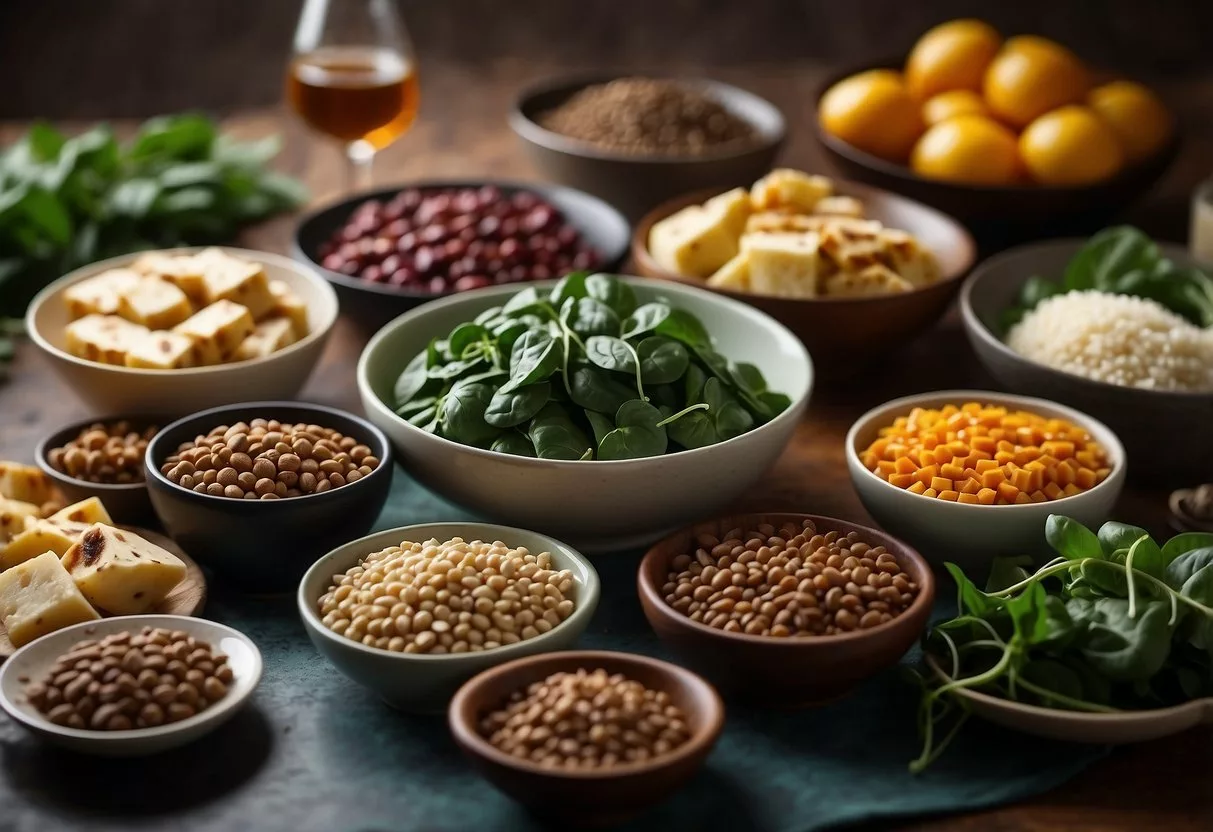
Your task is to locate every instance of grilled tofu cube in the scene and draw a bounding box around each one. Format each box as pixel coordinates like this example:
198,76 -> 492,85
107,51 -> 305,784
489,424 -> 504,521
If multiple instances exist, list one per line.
62,269 -> 142,318
0,552 -> 100,647
131,252 -> 207,302
116,277 -> 194,330
0,462 -> 57,506
65,314 -> 150,366
812,196 -> 866,218
0,519 -> 90,569
62,524 -> 186,615
0,498 -> 40,544
750,169 -> 833,213
196,248 -> 275,320
706,252 -> 751,291
268,280 -> 309,337
234,317 -> 298,361
174,300 -> 255,364
823,264 -> 914,297
742,232 -> 822,298
124,330 -> 199,370
50,497 -> 113,526
648,206 -> 738,278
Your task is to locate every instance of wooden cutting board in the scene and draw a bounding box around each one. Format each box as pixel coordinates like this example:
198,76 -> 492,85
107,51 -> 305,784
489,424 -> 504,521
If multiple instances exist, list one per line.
0,527 -> 207,657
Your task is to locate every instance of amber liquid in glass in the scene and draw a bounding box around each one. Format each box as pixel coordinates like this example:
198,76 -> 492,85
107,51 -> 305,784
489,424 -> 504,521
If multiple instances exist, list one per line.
287,46 -> 419,150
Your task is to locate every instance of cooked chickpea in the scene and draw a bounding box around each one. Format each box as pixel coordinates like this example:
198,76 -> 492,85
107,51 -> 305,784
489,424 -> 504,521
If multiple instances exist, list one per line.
48,421 -> 157,484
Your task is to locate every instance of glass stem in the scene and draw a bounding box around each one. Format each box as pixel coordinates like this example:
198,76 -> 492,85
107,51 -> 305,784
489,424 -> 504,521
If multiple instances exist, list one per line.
346,140 -> 375,192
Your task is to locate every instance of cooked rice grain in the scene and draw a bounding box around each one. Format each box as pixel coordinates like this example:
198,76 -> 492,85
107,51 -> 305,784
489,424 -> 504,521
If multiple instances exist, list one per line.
1006,290 -> 1213,392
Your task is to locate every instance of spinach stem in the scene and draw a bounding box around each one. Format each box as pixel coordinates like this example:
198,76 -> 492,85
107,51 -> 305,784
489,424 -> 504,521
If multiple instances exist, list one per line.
655,403 -> 710,427
1013,677 -> 1122,713
1125,535 -> 1146,619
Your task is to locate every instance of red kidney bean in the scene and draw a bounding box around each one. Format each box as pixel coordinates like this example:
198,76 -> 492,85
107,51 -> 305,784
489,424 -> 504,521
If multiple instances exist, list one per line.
396,232 -> 419,254
371,237 -> 394,258
361,265 -> 383,283
500,218 -> 520,239
456,275 -> 492,292
389,267 -> 416,286
384,218 -> 410,238
427,276 -> 449,293
338,261 -> 360,276
380,254 -> 401,275
322,253 -> 344,271
572,251 -> 596,270
413,247 -> 436,275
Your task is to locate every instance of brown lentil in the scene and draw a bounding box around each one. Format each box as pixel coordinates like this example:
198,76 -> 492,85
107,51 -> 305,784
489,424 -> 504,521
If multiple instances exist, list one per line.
24,627 -> 233,730
161,419 -> 380,500
661,519 -> 920,636
47,421 -> 158,485
479,668 -> 691,769
316,536 -> 577,654
539,78 -> 759,157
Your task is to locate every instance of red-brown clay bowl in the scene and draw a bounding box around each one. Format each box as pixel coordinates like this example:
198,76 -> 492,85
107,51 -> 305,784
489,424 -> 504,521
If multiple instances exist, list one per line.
631,182 -> 974,381
638,513 -> 935,706
448,650 -> 724,826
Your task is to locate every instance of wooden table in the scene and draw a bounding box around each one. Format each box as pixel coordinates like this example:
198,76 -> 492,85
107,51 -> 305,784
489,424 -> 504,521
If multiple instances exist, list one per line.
2,60 -> 1212,831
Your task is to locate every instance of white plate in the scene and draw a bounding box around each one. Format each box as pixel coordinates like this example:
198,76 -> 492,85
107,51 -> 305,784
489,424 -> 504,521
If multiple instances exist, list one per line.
0,615 -> 262,756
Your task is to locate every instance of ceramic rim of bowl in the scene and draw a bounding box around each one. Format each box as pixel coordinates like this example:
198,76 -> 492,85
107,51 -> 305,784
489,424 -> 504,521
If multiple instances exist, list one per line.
511,74 -> 787,165
144,400 -> 393,507
0,615 -> 262,741
845,389 -> 1127,511
959,240 -> 1213,401
297,522 -> 601,664
25,247 -> 338,378
637,512 -> 935,647
448,649 -> 724,779
357,276 -> 814,469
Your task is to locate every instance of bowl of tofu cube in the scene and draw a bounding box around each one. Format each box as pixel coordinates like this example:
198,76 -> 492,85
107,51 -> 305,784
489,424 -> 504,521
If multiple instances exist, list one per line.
0,465 -> 205,653
25,247 -> 339,417
632,170 -> 976,379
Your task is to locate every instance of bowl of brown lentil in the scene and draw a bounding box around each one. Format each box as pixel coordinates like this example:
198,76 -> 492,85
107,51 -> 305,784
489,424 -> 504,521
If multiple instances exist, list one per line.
298,523 -> 600,713
638,513 -> 934,706
510,75 -> 786,220
145,402 -> 393,591
448,650 -> 723,825
35,415 -> 169,524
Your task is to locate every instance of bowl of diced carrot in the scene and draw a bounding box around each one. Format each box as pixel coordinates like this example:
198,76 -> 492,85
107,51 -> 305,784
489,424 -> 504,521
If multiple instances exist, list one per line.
845,390 -> 1125,574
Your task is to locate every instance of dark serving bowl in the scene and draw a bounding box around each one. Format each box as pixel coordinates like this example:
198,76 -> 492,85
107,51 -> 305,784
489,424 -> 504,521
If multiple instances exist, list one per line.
960,239 -> 1213,487
292,179 -> 630,332
510,74 -> 786,220
448,650 -> 724,825
814,63 -> 1180,245
638,513 -> 934,706
145,401 -> 393,592
35,414 -> 172,524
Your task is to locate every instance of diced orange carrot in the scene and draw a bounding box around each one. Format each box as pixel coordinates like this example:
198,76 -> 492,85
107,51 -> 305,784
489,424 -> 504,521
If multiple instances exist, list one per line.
1044,482 -> 1064,500
877,460 -> 897,476
963,468 -> 981,481
977,487 -> 998,505
961,477 -> 982,495
1014,492 -> 1033,504
888,473 -> 915,488
1075,467 -> 1096,489
1055,461 -> 1076,486
895,457 -> 917,474
915,464 -> 939,485
1095,467 -> 1112,483
995,451 -> 1015,465
981,469 -> 1005,489
971,436 -> 997,454
1075,450 -> 1097,468
996,481 -> 1020,503
1030,490 -> 1048,503
957,492 -> 981,504
938,490 -> 960,502
921,434 -> 940,450
1062,483 -> 1082,496
975,458 -> 999,473
1011,469 -> 1032,491
907,480 -> 928,494
940,463 -> 966,480
1042,441 -> 1075,460
996,440 -> 1016,454
931,476 -> 953,492
923,488 -> 939,498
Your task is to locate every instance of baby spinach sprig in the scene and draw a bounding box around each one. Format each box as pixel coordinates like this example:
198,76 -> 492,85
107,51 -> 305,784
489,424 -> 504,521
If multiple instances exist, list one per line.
912,515 -> 1213,773
392,273 -> 792,460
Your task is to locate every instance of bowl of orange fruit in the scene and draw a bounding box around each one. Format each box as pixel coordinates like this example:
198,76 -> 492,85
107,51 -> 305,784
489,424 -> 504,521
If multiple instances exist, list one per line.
815,19 -> 1178,241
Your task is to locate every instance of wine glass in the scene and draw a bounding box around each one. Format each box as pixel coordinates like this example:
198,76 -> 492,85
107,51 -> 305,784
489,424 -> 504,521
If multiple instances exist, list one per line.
286,0 -> 419,192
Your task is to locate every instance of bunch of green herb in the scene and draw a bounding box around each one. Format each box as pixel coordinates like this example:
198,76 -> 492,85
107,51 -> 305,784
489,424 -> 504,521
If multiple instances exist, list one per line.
1001,226 -> 1213,331
0,114 -> 307,317
912,514 -> 1213,773
393,272 -> 792,460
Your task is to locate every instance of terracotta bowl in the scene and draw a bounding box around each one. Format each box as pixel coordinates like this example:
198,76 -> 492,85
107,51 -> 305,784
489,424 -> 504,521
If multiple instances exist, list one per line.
631,181 -> 975,380
448,650 -> 724,826
637,513 -> 935,705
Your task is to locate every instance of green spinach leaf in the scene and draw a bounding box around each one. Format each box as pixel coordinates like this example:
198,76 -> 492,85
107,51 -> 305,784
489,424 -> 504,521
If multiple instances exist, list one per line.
636,336 -> 689,384
598,401 -> 668,460
484,382 -> 550,428
527,403 -> 592,460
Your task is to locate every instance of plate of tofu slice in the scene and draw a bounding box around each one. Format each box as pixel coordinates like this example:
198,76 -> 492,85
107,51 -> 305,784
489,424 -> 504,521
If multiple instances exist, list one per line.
0,462 -> 205,656
25,247 -> 339,415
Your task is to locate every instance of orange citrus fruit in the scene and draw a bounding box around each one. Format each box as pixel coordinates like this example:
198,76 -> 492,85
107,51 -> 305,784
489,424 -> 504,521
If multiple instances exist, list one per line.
983,36 -> 1089,128
905,19 -> 1002,101
1019,105 -> 1124,185
818,69 -> 924,161
1087,80 -> 1174,163
910,114 -> 1021,185
922,89 -> 990,126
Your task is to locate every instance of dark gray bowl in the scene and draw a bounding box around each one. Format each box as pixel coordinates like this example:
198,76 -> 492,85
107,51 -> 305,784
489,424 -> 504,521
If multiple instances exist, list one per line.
292,179 -> 630,333
510,75 -> 786,220
145,402 -> 393,592
35,414 -> 171,525
960,239 -> 1213,487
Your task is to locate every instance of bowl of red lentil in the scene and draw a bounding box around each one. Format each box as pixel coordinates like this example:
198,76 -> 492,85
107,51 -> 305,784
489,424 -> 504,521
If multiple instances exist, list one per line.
145,401 -> 394,591
448,650 -> 723,824
637,513 -> 934,706
846,390 -> 1126,573
298,523 -> 600,714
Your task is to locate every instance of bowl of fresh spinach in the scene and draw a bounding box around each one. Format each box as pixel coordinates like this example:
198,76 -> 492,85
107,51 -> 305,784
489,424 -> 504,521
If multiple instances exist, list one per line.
356,273 -> 813,552
912,516 -> 1213,772
960,231 -> 1213,486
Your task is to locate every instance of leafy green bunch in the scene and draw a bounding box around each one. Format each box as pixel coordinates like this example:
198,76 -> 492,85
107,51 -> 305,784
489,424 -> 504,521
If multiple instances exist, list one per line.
0,114 -> 307,317
1001,226 -> 1213,331
393,272 -> 792,460
912,515 -> 1213,772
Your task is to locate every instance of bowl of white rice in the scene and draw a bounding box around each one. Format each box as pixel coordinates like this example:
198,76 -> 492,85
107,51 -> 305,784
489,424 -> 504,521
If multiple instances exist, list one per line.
961,239 -> 1213,486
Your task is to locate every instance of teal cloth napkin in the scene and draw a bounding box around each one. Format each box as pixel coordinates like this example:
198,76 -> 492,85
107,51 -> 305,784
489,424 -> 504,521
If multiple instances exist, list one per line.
203,467 -> 1105,832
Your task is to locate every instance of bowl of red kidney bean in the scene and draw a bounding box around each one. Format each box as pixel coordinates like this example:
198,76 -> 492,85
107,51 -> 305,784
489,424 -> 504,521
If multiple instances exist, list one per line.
293,181 -> 630,327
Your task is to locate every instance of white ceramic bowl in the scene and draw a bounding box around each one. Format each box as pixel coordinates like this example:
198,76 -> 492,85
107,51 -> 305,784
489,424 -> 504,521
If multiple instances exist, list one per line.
297,522 -> 602,713
26,247 -> 339,416
0,615 -> 262,757
357,277 -> 814,552
846,390 -> 1126,573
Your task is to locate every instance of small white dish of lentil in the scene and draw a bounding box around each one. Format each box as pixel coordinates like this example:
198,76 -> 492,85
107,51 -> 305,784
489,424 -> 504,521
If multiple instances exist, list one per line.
297,523 -> 600,713
0,615 -> 262,757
